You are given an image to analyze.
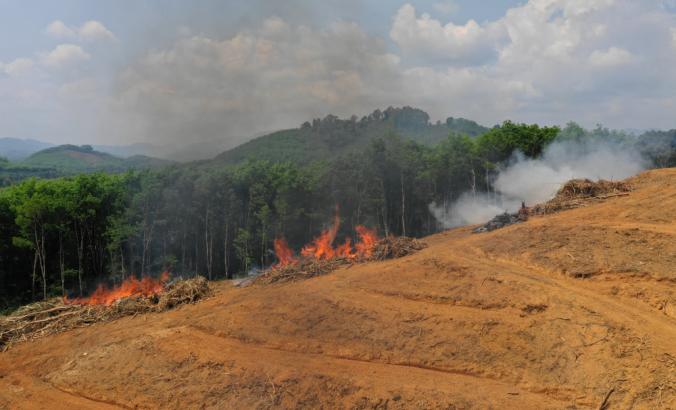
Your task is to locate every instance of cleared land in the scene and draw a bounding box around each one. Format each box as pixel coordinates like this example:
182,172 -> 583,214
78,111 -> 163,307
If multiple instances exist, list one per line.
1,168 -> 674,409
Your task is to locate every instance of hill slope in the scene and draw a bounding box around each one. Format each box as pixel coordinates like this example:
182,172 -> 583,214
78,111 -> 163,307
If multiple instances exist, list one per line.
20,144 -> 172,173
212,106 -> 488,166
0,169 -> 674,409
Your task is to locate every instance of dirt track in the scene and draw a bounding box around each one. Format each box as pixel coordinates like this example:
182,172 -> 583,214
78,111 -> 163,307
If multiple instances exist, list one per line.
1,169 -> 674,409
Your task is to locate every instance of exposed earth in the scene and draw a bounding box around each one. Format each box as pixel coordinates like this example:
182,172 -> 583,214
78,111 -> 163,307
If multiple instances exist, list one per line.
1,169 -> 674,409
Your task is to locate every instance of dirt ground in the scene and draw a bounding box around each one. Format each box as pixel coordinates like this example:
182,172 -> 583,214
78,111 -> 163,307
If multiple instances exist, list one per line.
1,168 -> 674,409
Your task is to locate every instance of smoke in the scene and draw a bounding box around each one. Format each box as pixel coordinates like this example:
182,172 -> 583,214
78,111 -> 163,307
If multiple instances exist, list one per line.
430,138 -> 648,228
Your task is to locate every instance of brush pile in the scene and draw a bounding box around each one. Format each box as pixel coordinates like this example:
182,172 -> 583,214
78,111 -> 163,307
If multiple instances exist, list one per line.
371,236 -> 428,260
0,277 -> 211,350
257,236 -> 427,284
473,212 -> 524,233
530,178 -> 631,215
157,276 -> 211,310
256,257 -> 351,284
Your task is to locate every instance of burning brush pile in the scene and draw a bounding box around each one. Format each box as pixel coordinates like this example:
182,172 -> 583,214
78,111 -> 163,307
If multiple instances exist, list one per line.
0,275 -> 210,350
256,214 -> 426,284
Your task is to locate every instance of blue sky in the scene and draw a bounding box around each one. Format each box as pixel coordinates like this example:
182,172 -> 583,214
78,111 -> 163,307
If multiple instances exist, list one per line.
0,0 -> 674,146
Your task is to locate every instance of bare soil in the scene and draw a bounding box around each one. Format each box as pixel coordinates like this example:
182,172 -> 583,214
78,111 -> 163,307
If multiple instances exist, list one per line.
1,168 -> 674,409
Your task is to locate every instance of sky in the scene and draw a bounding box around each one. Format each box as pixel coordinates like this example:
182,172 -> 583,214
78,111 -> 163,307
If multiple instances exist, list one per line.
1,0 -> 675,148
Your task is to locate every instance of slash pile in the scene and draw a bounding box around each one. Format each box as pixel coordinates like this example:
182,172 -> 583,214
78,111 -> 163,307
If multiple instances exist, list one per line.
370,236 -> 428,260
0,276 -> 211,350
256,236 -> 427,285
473,178 -> 633,233
530,178 -> 632,215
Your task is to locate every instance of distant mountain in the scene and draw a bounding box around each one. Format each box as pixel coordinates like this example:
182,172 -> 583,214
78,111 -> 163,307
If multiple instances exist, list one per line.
211,107 -> 488,166
21,145 -> 173,173
0,138 -> 54,161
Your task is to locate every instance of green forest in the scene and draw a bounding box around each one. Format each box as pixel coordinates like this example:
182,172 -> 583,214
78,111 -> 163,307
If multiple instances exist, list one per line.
1,108 -> 675,310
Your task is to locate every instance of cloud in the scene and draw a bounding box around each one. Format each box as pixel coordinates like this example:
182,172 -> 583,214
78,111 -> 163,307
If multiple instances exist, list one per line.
45,20 -> 116,42
0,58 -> 34,77
45,20 -> 76,38
388,1 -> 676,129
589,47 -> 635,68
7,0 -> 674,146
41,44 -> 91,67
97,0 -> 676,147
78,21 -> 116,42
390,4 -> 504,65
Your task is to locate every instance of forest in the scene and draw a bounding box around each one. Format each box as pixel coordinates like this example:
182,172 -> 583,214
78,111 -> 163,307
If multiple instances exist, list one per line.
1,110 -> 674,310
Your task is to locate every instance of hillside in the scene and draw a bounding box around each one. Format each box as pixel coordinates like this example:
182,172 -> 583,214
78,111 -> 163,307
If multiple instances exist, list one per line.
0,168 -> 674,408
20,144 -> 173,173
211,107 -> 488,166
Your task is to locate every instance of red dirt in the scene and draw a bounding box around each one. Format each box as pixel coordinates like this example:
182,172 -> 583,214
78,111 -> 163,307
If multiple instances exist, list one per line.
1,168 -> 675,409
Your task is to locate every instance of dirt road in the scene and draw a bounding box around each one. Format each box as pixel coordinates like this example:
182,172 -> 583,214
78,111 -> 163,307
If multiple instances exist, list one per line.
1,169 -> 674,409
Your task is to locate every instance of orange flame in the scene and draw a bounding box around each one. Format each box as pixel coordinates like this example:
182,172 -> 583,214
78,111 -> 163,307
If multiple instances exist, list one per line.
355,225 -> 378,259
273,238 -> 296,268
301,212 -> 341,260
275,209 -> 379,265
65,272 -> 171,306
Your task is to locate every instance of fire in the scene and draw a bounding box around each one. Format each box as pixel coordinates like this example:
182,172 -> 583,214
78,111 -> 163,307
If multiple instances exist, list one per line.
65,272 -> 171,306
276,210 -> 378,265
301,212 -> 341,260
273,238 -> 297,267
354,225 -> 378,259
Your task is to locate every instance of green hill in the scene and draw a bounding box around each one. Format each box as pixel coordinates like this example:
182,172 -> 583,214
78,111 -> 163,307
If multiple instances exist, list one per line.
212,107 -> 488,166
20,145 -> 172,173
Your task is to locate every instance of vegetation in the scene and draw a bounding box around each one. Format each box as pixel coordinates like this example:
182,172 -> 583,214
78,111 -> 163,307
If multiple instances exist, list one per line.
0,109 -> 674,310
212,107 -> 488,166
20,144 -> 172,173
0,145 -> 171,188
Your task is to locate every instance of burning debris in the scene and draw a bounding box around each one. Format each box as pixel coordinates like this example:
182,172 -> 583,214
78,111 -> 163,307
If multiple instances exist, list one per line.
473,178 -> 633,233
0,276 -> 211,350
257,211 -> 426,284
64,271 -> 171,306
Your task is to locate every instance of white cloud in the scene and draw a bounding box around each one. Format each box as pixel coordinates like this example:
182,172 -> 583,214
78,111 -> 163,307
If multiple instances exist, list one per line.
386,1 -> 676,128
0,58 -> 34,76
589,47 -> 635,67
41,44 -> 91,67
45,20 -> 116,42
78,21 -> 116,42
45,20 -> 76,38
390,4 -> 503,65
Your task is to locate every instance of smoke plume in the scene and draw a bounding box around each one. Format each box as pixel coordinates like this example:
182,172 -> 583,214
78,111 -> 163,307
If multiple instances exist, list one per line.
430,139 -> 648,228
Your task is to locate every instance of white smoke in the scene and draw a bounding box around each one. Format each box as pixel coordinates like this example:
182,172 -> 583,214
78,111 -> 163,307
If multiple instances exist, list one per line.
430,139 -> 648,228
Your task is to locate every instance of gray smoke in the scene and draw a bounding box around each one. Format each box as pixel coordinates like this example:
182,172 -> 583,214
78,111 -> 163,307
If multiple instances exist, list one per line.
430,138 -> 648,228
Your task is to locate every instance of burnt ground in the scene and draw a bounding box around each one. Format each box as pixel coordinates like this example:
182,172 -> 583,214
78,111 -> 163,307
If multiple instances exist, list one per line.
1,168 -> 675,409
